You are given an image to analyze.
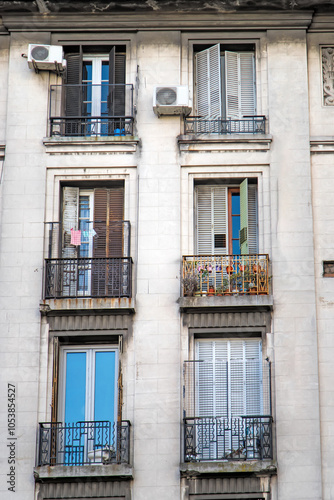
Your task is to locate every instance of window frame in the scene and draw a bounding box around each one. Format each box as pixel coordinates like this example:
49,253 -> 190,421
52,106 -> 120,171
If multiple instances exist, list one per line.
181,33 -> 266,120
58,344 -> 119,425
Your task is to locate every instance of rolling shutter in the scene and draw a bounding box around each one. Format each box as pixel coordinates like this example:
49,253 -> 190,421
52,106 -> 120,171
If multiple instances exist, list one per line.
195,44 -> 222,120
196,339 -> 262,419
225,51 -> 256,120
196,185 -> 227,255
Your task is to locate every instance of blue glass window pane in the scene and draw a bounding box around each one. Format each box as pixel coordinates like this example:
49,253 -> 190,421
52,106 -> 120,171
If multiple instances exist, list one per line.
83,62 -> 92,82
65,352 -> 86,423
94,351 -> 115,423
101,102 -> 108,115
232,215 -> 240,239
102,62 -> 109,82
232,239 -> 240,255
231,194 -> 240,214
101,85 -> 109,102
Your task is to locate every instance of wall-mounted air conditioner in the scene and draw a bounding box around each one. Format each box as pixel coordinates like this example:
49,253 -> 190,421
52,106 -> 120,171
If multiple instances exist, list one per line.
153,85 -> 191,116
27,44 -> 66,71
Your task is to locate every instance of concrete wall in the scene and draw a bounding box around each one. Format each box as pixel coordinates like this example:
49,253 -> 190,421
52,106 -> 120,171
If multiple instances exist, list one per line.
0,11 -> 333,500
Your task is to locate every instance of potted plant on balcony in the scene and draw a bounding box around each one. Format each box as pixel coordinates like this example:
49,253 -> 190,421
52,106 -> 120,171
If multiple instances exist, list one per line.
182,271 -> 199,297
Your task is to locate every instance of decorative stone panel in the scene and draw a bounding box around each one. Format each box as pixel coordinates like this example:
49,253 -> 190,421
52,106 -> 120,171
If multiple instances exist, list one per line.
322,47 -> 334,105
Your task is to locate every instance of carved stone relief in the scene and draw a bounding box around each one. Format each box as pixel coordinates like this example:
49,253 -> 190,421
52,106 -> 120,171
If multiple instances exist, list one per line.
322,47 -> 334,106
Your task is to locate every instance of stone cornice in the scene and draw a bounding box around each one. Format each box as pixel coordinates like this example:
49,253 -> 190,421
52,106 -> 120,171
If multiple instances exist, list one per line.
309,13 -> 334,32
1,11 -> 314,32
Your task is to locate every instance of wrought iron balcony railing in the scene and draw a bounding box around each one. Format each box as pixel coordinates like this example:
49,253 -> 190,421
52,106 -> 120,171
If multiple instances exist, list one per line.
44,257 -> 132,299
184,115 -> 266,135
43,221 -> 132,299
49,83 -> 134,137
184,416 -> 273,462
37,420 -> 130,466
182,254 -> 270,297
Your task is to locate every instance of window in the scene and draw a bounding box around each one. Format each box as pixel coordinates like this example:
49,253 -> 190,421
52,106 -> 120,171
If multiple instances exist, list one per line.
49,345 -> 121,465
49,45 -> 134,137
183,337 -> 272,461
59,346 -> 118,425
195,179 -> 258,255
44,184 -> 132,299
195,338 -> 263,420
192,44 -> 260,133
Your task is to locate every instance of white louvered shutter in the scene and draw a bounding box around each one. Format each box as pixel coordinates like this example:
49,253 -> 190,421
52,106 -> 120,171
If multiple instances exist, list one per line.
225,51 -> 256,120
62,187 -> 79,258
225,51 -> 239,119
196,341 -> 215,417
248,184 -> 258,254
195,44 -> 222,119
196,340 -> 228,418
196,185 -> 227,255
244,340 -> 262,416
197,339 -> 262,419
240,52 -> 256,118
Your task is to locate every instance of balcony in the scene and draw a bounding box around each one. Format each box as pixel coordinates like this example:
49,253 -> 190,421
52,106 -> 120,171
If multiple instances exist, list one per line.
184,115 -> 266,136
49,84 -> 134,137
184,415 -> 273,462
37,420 -> 130,466
182,359 -> 273,467
182,254 -> 270,297
41,221 -> 134,311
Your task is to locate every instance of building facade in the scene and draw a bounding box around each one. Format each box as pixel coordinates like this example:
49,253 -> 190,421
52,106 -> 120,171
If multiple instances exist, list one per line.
0,1 -> 333,499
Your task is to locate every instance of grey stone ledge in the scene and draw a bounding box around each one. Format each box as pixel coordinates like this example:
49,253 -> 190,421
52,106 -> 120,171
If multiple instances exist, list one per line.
180,459 -> 277,477
43,136 -> 139,155
178,134 -> 272,152
310,136 -> 334,153
34,463 -> 133,481
40,297 -> 135,314
178,295 -> 273,311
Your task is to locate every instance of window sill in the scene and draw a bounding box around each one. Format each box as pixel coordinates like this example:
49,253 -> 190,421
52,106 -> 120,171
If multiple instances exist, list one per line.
178,134 -> 272,152
34,463 -> 133,481
43,136 -> 139,155
178,294 -> 273,311
180,459 -> 277,477
40,297 -> 135,314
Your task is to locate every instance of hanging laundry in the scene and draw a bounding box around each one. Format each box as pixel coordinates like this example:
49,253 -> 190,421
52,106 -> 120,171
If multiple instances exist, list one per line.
71,229 -> 81,246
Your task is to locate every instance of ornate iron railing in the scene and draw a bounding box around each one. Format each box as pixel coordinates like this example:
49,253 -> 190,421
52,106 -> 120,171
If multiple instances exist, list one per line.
37,420 -> 130,466
184,416 -> 273,462
44,257 -> 132,299
184,115 -> 266,135
49,83 -> 134,137
182,254 -> 270,296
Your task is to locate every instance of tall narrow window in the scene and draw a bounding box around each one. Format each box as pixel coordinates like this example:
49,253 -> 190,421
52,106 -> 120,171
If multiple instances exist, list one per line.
194,44 -> 256,133
60,347 -> 118,424
64,46 -> 126,136
195,181 -> 258,255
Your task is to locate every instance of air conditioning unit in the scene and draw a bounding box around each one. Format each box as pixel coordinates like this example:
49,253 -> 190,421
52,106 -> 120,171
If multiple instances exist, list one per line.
28,44 -> 66,71
153,85 -> 191,116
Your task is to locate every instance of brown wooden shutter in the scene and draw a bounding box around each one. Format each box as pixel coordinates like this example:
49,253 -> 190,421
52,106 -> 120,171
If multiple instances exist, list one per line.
93,187 -> 124,258
109,47 -> 126,117
92,187 -> 124,296
64,48 -> 83,135
51,337 -> 59,423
